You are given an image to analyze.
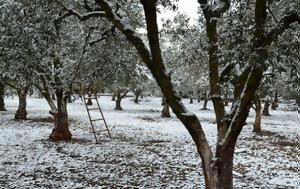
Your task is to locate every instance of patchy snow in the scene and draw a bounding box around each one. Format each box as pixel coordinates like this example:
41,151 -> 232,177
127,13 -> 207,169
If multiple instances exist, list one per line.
0,96 -> 299,188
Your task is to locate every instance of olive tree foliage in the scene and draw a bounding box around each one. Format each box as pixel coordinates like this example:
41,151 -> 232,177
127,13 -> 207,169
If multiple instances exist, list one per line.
161,14 -> 209,101
0,0 -> 41,118
0,0 -> 104,140
54,0 -> 299,188
272,27 -> 300,112
87,34 -> 149,110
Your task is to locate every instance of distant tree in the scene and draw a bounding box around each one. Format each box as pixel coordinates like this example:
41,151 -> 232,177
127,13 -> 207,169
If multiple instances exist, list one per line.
0,81 -> 6,111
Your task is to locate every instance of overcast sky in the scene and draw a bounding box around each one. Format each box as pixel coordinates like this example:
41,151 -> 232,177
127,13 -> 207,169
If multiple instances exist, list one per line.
178,0 -> 199,18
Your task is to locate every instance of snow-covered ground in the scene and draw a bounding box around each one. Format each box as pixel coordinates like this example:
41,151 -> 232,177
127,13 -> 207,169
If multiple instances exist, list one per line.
0,96 -> 299,188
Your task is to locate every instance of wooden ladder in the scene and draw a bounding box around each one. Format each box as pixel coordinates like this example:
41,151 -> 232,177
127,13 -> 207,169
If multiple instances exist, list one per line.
83,92 -> 111,143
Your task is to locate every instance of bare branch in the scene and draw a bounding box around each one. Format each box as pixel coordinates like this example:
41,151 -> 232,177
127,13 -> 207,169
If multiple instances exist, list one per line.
55,0 -> 106,21
90,26 -> 116,46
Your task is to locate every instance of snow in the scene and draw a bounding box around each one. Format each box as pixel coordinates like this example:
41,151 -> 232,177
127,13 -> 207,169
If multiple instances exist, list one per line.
0,96 -> 299,188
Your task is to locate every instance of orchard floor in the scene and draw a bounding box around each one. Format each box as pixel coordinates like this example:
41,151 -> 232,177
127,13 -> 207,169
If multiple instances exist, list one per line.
0,96 -> 299,189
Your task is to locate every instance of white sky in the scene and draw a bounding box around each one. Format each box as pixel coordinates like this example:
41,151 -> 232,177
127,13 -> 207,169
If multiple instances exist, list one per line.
178,0 -> 199,19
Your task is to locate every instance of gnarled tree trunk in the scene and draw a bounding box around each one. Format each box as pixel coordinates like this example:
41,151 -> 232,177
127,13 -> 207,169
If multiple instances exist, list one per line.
161,96 -> 171,117
134,89 -> 141,104
115,91 -> 128,110
271,91 -> 278,110
115,93 -> 122,110
0,82 -> 6,111
262,98 -> 271,116
253,94 -> 262,133
201,92 -> 209,110
15,87 -> 29,120
49,90 -> 71,141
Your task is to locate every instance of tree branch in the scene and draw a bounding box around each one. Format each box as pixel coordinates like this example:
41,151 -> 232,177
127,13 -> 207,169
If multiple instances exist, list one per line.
94,0 -> 152,65
224,0 -> 268,148
55,0 -> 106,22
267,11 -> 300,45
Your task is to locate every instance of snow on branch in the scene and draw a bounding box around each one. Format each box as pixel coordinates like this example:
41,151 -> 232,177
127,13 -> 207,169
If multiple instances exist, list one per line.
55,0 -> 106,22
267,11 -> 300,45
198,0 -> 230,20
94,0 -> 152,66
212,0 -> 230,14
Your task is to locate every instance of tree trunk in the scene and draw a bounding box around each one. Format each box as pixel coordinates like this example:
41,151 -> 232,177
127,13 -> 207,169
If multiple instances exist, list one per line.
213,145 -> 235,189
201,92 -> 209,110
262,98 -> 271,116
15,87 -> 29,120
115,93 -> 123,110
296,93 -> 300,113
190,97 -> 193,104
161,97 -> 171,117
189,91 -> 193,104
44,94 -> 58,113
271,91 -> 278,110
0,82 -> 6,111
134,90 -> 140,104
86,92 -> 93,106
224,89 -> 229,106
51,93 -> 56,100
67,88 -> 72,103
253,94 -> 262,133
49,90 -> 71,141
112,94 -> 116,101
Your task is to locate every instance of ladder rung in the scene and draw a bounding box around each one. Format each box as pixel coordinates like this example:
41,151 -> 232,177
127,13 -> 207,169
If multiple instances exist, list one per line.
91,118 -> 103,122
87,108 -> 100,111
84,97 -> 97,99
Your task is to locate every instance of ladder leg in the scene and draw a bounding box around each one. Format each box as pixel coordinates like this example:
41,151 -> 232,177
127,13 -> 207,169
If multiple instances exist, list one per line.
83,95 -> 99,143
95,98 -> 112,138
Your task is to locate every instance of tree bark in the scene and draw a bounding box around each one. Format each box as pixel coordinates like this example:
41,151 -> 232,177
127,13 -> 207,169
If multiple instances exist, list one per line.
190,97 -> 193,104
134,89 -> 141,104
161,96 -> 171,118
15,87 -> 29,120
201,92 -> 209,110
213,145 -> 235,189
49,90 -> 72,141
224,87 -> 229,106
296,93 -> 300,113
112,94 -> 116,101
51,93 -> 56,100
115,97 -> 122,110
0,82 -> 6,111
253,94 -> 262,133
262,98 -> 271,116
271,91 -> 278,110
114,91 -> 128,110
86,92 -> 93,106
67,89 -> 73,103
